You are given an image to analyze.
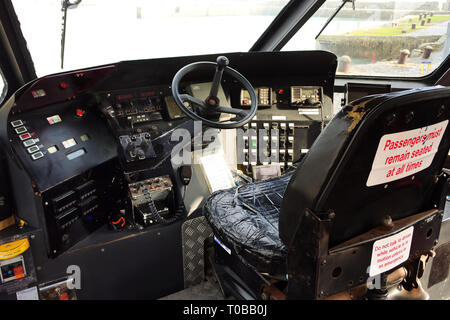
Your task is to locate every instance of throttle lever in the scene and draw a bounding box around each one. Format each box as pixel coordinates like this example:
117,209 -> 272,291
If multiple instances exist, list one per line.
208,56 -> 229,103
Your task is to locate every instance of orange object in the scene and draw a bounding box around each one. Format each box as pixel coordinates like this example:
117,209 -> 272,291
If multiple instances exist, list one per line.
59,292 -> 69,300
14,266 -> 25,279
111,216 -> 125,227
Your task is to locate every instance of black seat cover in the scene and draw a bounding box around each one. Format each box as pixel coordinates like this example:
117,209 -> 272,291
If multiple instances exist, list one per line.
204,172 -> 293,274
204,86 -> 450,274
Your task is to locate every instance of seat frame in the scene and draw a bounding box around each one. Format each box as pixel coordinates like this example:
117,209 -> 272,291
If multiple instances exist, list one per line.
286,205 -> 446,299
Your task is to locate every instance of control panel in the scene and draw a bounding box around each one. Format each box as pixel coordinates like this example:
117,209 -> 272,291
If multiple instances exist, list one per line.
0,256 -> 26,284
0,237 -> 38,299
119,132 -> 156,162
236,85 -> 327,177
112,92 -> 164,127
2,51 -> 337,263
10,118 -> 45,162
8,100 -> 118,192
104,87 -> 186,132
128,175 -> 176,227
240,87 -> 272,108
240,86 -> 323,109
239,120 -> 321,175
41,160 -> 122,257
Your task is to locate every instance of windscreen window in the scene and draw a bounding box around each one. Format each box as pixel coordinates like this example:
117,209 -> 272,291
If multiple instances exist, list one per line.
0,68 -> 6,104
12,0 -> 290,77
283,0 -> 450,78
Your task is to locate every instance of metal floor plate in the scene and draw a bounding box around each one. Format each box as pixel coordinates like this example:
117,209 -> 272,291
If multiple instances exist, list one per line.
159,279 -> 225,300
181,215 -> 213,288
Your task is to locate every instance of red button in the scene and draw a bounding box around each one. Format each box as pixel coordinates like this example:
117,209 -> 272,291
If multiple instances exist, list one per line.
60,82 -> 68,89
59,292 -> 69,300
19,133 -> 31,140
13,266 -> 25,279
76,109 -> 85,117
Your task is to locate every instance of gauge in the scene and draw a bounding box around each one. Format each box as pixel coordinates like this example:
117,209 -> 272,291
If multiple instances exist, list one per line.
165,96 -> 186,119
291,86 -> 322,105
257,87 -> 271,106
240,87 -> 272,108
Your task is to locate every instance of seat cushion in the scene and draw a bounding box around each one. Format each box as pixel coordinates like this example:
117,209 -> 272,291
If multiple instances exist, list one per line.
203,171 -> 294,275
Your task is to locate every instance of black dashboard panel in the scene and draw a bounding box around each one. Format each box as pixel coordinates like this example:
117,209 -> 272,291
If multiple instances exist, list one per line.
8,99 -> 117,192
94,51 -> 337,114
0,50 -> 337,258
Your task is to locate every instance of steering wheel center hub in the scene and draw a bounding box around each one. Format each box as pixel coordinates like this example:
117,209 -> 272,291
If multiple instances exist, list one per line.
206,96 -> 219,107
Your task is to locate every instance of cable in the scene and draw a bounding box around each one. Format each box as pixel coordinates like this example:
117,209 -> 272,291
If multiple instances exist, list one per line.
182,184 -> 187,202
138,186 -> 184,225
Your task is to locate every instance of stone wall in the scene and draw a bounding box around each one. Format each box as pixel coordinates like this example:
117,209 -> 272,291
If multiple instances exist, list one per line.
314,8 -> 450,20
322,1 -> 440,11
317,35 -> 442,60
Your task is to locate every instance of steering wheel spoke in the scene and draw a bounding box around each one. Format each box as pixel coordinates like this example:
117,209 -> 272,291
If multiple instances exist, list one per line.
216,106 -> 247,118
179,94 -> 206,109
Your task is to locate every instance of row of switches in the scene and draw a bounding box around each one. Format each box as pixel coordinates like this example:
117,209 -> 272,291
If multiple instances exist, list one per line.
11,120 -> 44,161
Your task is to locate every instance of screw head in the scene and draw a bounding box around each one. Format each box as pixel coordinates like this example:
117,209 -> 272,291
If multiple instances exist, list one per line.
437,105 -> 445,117
404,111 -> 414,124
386,113 -> 397,126
382,215 -> 394,228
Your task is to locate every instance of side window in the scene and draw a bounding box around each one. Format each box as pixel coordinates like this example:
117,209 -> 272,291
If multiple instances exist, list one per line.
282,0 -> 449,78
0,69 -> 6,105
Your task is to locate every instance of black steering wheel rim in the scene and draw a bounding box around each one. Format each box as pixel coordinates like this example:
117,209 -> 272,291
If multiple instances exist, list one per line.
171,60 -> 258,129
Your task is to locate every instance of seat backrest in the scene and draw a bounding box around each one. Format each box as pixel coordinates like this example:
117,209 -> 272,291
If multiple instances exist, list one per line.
279,86 -> 450,248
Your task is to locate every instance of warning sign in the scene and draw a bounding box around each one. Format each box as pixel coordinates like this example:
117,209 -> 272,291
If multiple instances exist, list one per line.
369,226 -> 414,277
366,120 -> 448,187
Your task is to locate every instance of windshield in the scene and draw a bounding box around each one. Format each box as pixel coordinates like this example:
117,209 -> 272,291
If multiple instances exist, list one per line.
12,0 -> 289,77
283,0 -> 450,78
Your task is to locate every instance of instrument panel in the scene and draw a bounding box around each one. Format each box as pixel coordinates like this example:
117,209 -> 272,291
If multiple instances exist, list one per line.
102,86 -> 186,132
5,85 -> 192,257
235,85 -> 328,176
0,51 -> 337,258
240,86 -> 323,108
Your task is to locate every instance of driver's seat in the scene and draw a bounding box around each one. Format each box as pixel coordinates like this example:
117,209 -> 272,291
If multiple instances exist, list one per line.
203,86 -> 450,299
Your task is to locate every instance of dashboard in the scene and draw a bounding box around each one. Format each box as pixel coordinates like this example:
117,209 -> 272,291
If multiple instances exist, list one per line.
0,50 -> 337,258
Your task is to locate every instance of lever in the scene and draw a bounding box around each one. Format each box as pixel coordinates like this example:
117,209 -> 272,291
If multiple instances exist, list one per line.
207,56 -> 229,105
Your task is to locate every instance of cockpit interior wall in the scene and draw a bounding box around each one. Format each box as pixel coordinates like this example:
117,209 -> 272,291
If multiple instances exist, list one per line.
0,50 -> 342,299
0,156 -> 13,227
0,0 -> 449,300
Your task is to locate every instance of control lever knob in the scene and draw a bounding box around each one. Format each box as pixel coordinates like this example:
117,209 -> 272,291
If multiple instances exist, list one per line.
136,149 -> 146,160
216,56 -> 229,71
305,97 -> 317,105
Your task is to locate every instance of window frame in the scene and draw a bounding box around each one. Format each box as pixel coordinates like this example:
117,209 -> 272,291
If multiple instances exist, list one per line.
0,0 -> 36,103
0,68 -> 7,105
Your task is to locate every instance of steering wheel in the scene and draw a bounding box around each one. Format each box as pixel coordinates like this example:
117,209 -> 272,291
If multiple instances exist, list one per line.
171,56 -> 258,129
